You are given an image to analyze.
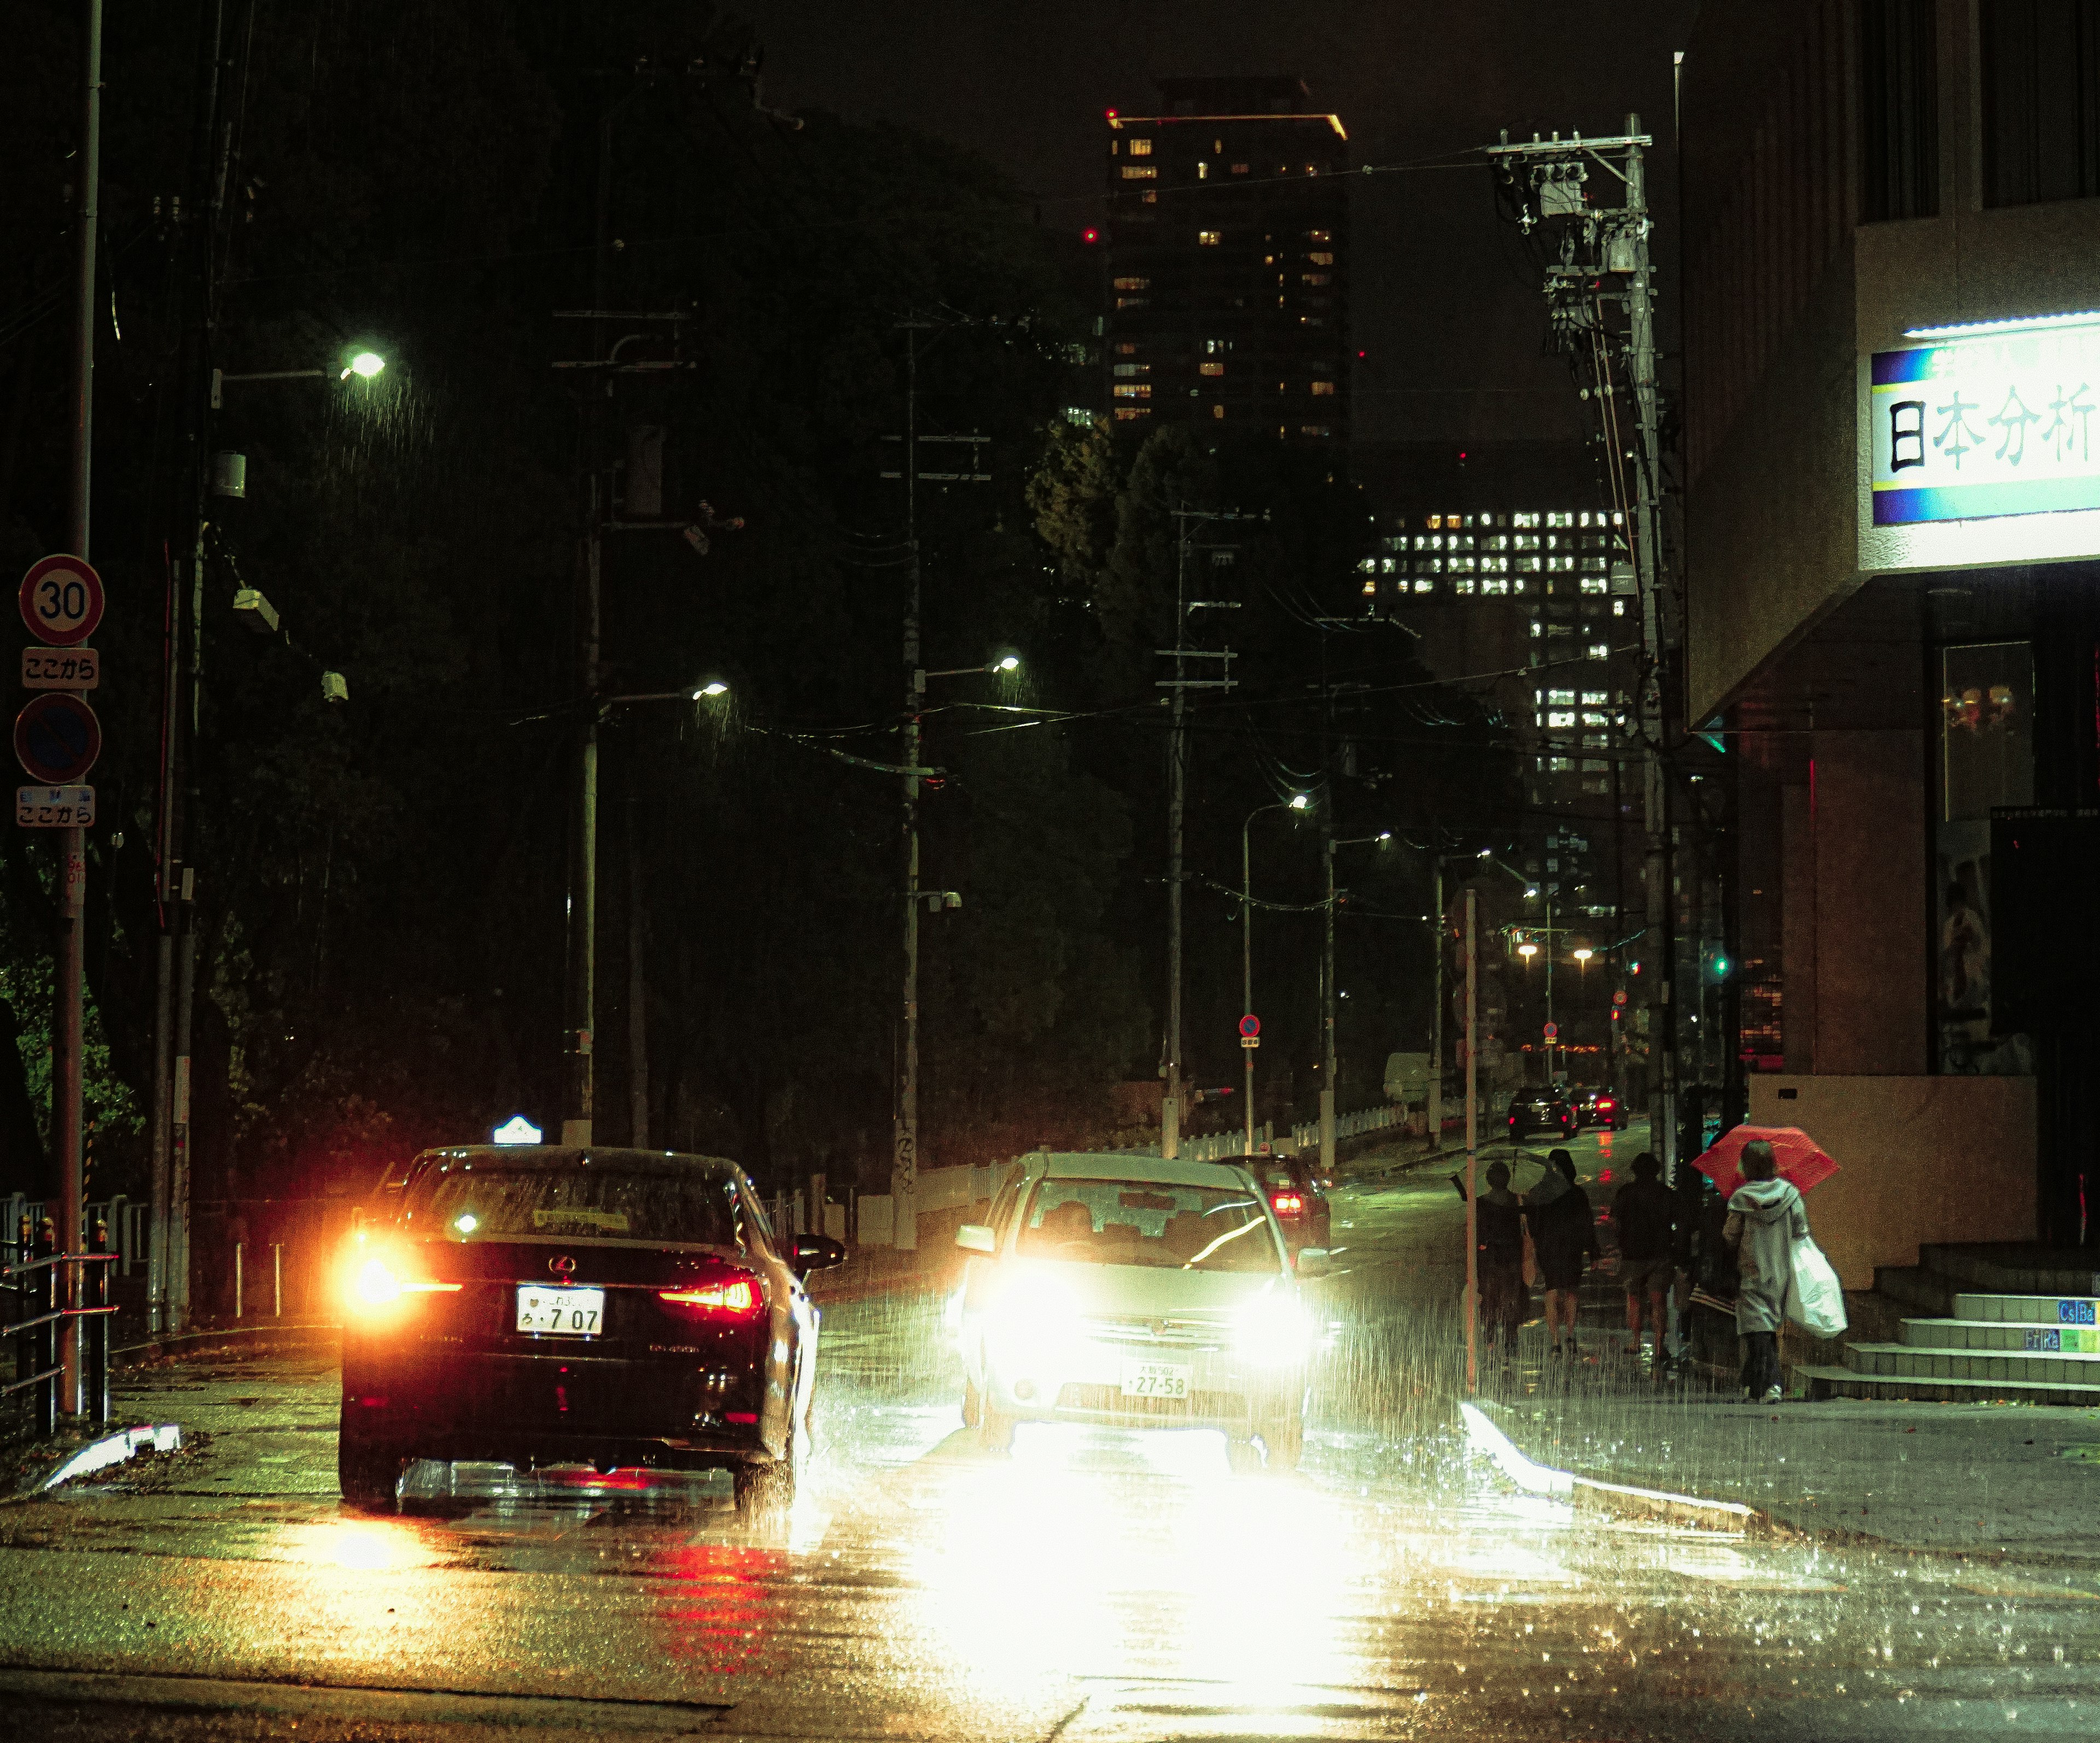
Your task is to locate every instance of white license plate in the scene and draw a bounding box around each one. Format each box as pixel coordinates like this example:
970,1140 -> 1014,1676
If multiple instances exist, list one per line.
516,1285 -> 605,1337
1119,1359 -> 1192,1400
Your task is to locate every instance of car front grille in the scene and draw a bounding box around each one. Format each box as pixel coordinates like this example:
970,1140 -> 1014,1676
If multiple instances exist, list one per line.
1077,1314 -> 1229,1352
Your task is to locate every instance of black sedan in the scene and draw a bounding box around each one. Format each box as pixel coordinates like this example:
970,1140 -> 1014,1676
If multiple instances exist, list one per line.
337,1145 -> 843,1519
1506,1089 -> 1575,1141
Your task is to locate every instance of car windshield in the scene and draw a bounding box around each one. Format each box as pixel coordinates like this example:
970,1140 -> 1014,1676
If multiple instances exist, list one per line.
396,1159 -> 749,1250
1017,1177 -> 1280,1273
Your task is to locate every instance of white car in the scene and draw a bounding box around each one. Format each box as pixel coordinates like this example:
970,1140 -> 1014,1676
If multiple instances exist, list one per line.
951,1151 -> 1327,1471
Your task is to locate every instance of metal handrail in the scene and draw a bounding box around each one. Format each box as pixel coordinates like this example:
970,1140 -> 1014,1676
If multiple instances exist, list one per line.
3,1252 -> 118,1279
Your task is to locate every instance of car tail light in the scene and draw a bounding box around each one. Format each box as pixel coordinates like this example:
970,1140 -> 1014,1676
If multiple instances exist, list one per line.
1271,1191 -> 1304,1216
659,1274 -> 761,1318
346,1253 -> 462,1311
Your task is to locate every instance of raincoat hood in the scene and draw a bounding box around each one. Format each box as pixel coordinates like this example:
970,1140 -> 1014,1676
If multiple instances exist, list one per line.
1526,1168 -> 1573,1209
1728,1176 -> 1801,1224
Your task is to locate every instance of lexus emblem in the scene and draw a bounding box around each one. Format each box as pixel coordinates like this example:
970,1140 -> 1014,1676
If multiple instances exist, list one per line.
549,1255 -> 577,1277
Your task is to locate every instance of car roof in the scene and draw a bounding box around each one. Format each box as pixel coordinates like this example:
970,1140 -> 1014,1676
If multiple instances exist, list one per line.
410,1145 -> 744,1177
1027,1150 -> 1260,1190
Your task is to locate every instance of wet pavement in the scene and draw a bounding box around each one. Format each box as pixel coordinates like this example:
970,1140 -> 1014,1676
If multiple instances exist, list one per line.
3,1124 -> 2099,1738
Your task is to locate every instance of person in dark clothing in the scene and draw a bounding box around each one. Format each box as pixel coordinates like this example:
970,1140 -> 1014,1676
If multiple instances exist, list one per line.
1612,1152 -> 1675,1365
1474,1160 -> 1526,1361
1524,1149 -> 1596,1359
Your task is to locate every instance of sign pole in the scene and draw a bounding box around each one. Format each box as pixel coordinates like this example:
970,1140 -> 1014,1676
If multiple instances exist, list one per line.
55,0 -> 104,1417
1463,885 -> 1479,1395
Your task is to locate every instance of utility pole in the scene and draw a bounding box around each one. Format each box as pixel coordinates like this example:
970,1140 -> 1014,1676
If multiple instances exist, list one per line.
1428,842 -> 1443,1151
1485,114 -> 1676,1177
1156,510 -> 1244,1159
56,0 -> 104,1408
1463,884 -> 1479,1394
1322,830 -> 1388,1175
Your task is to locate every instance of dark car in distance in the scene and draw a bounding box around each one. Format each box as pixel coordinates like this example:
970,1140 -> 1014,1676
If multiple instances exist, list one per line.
1507,1089 -> 1576,1142
1573,1086 -> 1630,1132
1249,1153 -> 1332,1252
337,1146 -> 843,1519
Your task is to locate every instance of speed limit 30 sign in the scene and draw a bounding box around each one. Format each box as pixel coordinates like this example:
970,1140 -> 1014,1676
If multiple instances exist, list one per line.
20,554 -> 105,648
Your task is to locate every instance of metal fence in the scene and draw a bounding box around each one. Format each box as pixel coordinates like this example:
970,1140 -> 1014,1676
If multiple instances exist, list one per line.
2,1210 -> 118,1436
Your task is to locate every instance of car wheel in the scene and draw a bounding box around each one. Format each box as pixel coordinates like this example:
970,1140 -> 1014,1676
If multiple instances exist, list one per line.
1257,1406 -> 1305,1473
337,1410 -> 403,1514
977,1401 -> 1016,1453
961,1379 -> 982,1428
734,1426 -> 797,1523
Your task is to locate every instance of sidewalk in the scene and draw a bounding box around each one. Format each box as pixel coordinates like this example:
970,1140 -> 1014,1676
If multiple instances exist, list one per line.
1480,1361 -> 2100,1565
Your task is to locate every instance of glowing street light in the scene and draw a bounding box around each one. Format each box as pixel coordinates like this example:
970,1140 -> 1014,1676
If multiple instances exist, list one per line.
1573,947 -> 1594,963
1290,793 -> 1311,811
1518,940 -> 1539,959
342,351 -> 386,381
692,680 -> 730,698
995,655 -> 1020,672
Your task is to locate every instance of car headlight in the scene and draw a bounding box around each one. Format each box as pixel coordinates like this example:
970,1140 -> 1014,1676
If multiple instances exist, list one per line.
1236,1292 -> 1314,1367
987,1268 -> 1083,1369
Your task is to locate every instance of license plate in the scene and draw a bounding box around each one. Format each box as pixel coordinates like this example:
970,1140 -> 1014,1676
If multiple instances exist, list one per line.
1119,1359 -> 1192,1400
516,1285 -> 605,1337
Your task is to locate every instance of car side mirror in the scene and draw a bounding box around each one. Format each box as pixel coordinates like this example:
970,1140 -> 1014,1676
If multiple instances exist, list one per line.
955,1223 -> 996,1256
789,1234 -> 846,1274
1296,1247 -> 1331,1279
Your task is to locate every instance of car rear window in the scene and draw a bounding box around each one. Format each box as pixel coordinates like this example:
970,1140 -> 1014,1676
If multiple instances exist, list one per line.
397,1160 -> 748,1249
1018,1178 -> 1280,1273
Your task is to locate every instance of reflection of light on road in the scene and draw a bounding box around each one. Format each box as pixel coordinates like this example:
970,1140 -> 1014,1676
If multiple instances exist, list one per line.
295,1519 -> 447,1572
907,1424 -> 1365,1712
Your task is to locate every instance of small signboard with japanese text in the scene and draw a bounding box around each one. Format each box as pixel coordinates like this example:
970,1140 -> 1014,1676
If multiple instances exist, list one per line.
22,646 -> 99,690
16,785 -> 95,829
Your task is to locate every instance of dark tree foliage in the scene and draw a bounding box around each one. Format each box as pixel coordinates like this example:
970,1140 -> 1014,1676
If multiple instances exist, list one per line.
0,0 -> 1513,1216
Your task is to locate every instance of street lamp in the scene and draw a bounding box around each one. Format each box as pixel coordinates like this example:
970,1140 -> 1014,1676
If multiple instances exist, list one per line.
1322,826 -> 1393,1175
1483,853 -> 1560,1083
343,351 -> 386,380
1240,795 -> 1310,1156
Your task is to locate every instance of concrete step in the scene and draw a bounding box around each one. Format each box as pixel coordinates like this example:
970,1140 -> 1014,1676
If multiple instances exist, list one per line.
1917,1244 -> 2100,1298
1949,1291 -> 2100,1327
1873,1265 -> 1955,1317
1899,1316 -> 2100,1354
1846,1339 -> 2100,1385
1798,1362 -> 2100,1407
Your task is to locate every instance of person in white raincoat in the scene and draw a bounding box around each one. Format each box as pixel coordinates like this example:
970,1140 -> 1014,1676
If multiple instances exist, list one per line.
1721,1138 -> 1808,1403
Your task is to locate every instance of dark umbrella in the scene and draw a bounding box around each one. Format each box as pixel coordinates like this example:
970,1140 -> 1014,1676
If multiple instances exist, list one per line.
1691,1124 -> 1840,1202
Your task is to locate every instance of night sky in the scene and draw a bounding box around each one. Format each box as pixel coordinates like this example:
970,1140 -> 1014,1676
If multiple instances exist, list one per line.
738,0 -> 1695,447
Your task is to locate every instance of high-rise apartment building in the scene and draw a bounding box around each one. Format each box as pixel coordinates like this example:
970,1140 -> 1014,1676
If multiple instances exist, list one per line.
1102,76 -> 1349,443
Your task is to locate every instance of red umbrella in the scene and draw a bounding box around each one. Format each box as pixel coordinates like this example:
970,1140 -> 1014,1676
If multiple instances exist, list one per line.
1691,1124 -> 1840,1202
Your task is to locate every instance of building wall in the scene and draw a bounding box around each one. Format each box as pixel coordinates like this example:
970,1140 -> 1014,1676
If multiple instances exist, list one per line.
1749,1074 -> 2037,1288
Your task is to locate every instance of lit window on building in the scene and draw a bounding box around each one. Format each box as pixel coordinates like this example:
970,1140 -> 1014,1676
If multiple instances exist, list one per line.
1549,757 -> 1573,773
1580,575 -> 1608,594
1128,138 -> 1153,156
1449,534 -> 1475,551
1211,402 -> 1225,419
1112,363 -> 1148,376
1302,273 -> 1332,286
1547,689 -> 1576,704
1587,642 -> 1609,660
1513,511 -> 1539,528
1362,579 -> 1377,596
1381,558 -> 1396,573
1142,191 -> 1157,203
1199,361 -> 1225,376
1231,163 -> 1250,174
1545,711 -> 1577,728
1425,515 -> 1443,531
1548,511 -> 1574,528
1300,424 -> 1331,437
1358,557 -> 1377,573
1122,165 -> 1157,179
1113,383 -> 1151,399
1309,251 -> 1335,266
1113,407 -> 1148,421
1612,599 -> 1627,615
1530,620 -> 1543,637
1115,341 -> 1139,354
1483,576 -> 1510,596
1308,229 -> 1332,242
1483,534 -> 1510,551
1449,555 -> 1477,573
1310,380 -> 1335,395
1064,407 -> 1095,426
1115,296 -> 1148,309
1418,555 -> 1443,573
1113,276 -> 1150,290
1547,555 -> 1574,572
1413,577 -> 1434,593
1197,163 -> 1209,180
1514,534 -> 1540,552
1453,575 -> 1476,595
1481,555 -> 1509,573
1198,230 -> 1221,245
1580,692 -> 1608,705
1580,556 -> 1607,572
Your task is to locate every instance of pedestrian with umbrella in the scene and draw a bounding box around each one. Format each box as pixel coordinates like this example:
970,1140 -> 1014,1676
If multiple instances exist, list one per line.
1719,1138 -> 1809,1402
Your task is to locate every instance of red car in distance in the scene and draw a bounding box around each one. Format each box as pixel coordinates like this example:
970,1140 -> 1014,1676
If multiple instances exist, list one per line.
1573,1087 -> 1630,1132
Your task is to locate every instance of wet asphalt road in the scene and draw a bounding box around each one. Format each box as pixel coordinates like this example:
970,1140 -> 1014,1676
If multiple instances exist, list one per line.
3,1123 -> 2099,1740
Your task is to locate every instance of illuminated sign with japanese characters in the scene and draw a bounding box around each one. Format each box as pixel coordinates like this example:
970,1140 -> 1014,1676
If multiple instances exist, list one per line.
1870,326 -> 2100,524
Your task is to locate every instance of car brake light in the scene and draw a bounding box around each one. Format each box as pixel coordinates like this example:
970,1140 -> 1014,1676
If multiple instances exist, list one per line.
659,1276 -> 759,1316
347,1255 -> 462,1310
1271,1192 -> 1304,1216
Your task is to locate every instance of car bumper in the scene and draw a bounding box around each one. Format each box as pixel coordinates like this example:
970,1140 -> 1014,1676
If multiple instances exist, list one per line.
342,1343 -> 775,1467
982,1339 -> 1301,1430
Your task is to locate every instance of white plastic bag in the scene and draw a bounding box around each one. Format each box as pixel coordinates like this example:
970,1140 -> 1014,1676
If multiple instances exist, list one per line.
1784,1235 -> 1848,1339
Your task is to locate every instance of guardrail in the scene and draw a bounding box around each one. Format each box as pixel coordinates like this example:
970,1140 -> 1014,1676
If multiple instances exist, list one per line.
3,1214 -> 116,1436
3,1194 -> 149,1277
